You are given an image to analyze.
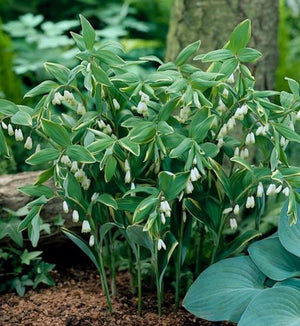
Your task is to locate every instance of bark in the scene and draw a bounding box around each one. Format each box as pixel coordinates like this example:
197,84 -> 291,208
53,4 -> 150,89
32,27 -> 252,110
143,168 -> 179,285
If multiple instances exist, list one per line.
166,0 -> 279,90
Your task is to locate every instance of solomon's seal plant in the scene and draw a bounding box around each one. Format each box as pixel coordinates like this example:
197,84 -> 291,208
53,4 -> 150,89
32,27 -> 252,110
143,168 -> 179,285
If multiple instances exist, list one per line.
1,16 -> 300,318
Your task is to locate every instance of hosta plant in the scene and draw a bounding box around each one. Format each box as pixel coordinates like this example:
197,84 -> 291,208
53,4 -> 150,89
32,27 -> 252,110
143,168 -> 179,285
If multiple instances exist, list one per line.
1,16 -> 300,316
184,201 -> 300,325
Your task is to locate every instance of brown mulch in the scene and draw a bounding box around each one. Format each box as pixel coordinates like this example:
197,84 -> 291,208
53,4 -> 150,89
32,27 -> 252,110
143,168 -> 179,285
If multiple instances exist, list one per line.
0,267 -> 235,326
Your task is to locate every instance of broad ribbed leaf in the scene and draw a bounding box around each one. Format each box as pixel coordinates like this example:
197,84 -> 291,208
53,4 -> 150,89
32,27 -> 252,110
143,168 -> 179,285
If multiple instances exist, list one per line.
248,236 -> 300,281
279,200 -> 300,257
239,287 -> 300,326
183,256 -> 266,323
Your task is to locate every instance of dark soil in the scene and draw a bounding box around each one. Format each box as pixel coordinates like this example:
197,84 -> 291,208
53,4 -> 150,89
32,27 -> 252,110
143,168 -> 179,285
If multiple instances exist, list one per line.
0,267 -> 235,326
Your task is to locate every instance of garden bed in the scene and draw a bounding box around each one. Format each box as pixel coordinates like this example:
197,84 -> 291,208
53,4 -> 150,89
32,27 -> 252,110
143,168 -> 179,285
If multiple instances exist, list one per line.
0,266 -> 235,326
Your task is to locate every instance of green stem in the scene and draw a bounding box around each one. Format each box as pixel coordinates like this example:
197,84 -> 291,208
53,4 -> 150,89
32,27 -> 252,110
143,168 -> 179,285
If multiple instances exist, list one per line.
137,245 -> 142,315
210,217 -> 225,265
195,223 -> 204,276
127,244 -> 136,294
154,243 -> 162,316
97,244 -> 113,314
108,230 -> 117,297
175,213 -> 184,311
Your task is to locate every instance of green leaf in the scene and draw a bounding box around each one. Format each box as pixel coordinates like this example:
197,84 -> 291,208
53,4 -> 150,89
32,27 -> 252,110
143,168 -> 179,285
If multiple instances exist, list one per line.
104,156 -> 117,182
158,98 -> 179,121
34,166 -> 54,185
18,185 -> 54,199
11,111 -> 32,126
190,115 -> 215,143
0,217 -> 23,247
0,99 -> 19,116
218,230 -> 262,260
230,156 -> 253,172
118,137 -> 140,156
129,122 -> 156,144
44,62 -> 70,84
29,214 -> 40,247
228,19 -> 251,53
175,40 -> 201,66
158,171 -> 189,201
24,80 -> 58,98
239,287 -> 300,326
20,249 -> 42,265
198,49 -> 234,62
273,122 -> 300,143
91,62 -> 111,86
26,148 -> 60,165
18,206 -> 40,232
64,172 -> 82,202
87,138 -> 114,154
79,15 -> 96,50
285,77 -> 300,100
42,119 -> 71,147
97,193 -> 118,210
61,228 -> 100,270
248,236 -> 300,281
183,256 -> 266,323
133,196 -> 159,224
126,225 -> 153,253
169,138 -> 193,158
278,200 -> 300,257
237,48 -> 262,62
70,31 -> 86,51
0,126 -> 9,156
99,222 -> 118,246
66,145 -> 95,163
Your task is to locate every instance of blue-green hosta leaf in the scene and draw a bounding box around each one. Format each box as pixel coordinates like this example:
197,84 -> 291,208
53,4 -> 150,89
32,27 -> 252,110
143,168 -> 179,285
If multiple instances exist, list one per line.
274,278 -> 300,291
279,201 -> 300,257
248,236 -> 300,281
239,287 -> 300,326
183,256 -> 266,323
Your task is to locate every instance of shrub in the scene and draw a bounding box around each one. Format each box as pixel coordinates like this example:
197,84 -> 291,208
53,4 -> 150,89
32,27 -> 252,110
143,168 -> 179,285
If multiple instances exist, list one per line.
1,16 -> 300,317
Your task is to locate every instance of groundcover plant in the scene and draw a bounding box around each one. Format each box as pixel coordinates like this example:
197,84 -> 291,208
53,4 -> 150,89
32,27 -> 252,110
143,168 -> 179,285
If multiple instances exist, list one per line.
1,16 -> 300,319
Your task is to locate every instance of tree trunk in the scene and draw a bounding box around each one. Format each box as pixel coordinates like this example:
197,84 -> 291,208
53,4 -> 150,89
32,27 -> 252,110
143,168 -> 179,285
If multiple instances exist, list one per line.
0,171 -> 82,259
166,0 -> 279,90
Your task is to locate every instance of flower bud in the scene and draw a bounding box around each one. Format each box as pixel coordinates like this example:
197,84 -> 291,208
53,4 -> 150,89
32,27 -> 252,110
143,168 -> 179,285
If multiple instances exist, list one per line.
82,220 -> 91,233
15,128 -> 23,141
125,170 -> 131,183
158,238 -> 166,251
72,210 -> 79,223
71,161 -> 79,173
63,201 -> 69,214
186,179 -> 194,194
234,147 -> 240,157
35,144 -> 41,152
77,103 -> 86,115
64,90 -> 74,101
296,111 -> 300,121
228,73 -> 235,83
81,177 -> 91,190
266,184 -> 276,196
24,136 -> 33,150
246,196 -> 255,208
1,121 -> 7,129
230,218 -> 238,230
113,98 -> 120,110
275,185 -> 282,193
89,235 -> 95,247
282,187 -> 290,197
91,192 -> 99,202
227,117 -> 236,131
233,204 -> 240,215
52,92 -> 64,105
223,207 -> 233,214
161,212 -> 166,224
61,155 -> 71,165
257,182 -> 264,197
